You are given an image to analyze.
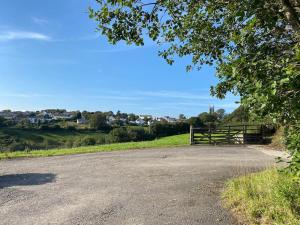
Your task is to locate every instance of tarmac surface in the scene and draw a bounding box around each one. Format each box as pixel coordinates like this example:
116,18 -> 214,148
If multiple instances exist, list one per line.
0,146 -> 275,225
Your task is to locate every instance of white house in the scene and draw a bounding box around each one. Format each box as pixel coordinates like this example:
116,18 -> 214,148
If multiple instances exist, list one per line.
28,117 -> 38,124
163,116 -> 177,123
139,115 -> 152,120
107,116 -> 116,125
135,118 -> 145,125
53,113 -> 73,120
77,116 -> 87,124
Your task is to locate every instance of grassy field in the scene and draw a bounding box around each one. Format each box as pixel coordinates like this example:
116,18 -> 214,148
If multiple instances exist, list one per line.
0,133 -> 189,160
223,169 -> 300,225
0,127 -> 107,149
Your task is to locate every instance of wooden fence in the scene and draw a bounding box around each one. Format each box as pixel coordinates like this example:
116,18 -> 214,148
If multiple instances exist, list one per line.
190,124 -> 265,145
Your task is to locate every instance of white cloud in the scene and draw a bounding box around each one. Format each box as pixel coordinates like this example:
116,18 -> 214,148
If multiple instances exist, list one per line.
135,90 -> 214,100
32,17 -> 49,26
0,31 -> 51,41
0,93 -> 54,98
87,95 -> 143,101
84,89 -> 240,102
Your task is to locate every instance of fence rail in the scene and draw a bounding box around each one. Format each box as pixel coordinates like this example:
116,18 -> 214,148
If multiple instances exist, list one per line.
190,124 -> 265,145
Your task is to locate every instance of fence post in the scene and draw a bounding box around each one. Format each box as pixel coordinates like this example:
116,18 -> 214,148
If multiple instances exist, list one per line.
260,124 -> 264,144
243,125 -> 247,144
209,123 -> 212,145
190,125 -> 194,145
228,125 -> 231,144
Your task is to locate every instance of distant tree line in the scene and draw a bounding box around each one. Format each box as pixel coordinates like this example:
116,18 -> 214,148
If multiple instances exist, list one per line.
0,107 -> 253,152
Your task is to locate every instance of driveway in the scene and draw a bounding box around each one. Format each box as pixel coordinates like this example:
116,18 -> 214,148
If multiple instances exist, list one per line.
0,146 -> 274,225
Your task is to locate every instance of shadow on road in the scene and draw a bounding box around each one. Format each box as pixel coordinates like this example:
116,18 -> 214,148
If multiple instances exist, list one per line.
0,173 -> 56,189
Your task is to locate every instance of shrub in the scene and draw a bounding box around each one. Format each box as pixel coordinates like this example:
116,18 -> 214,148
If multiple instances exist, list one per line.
73,136 -> 97,147
108,127 -> 154,143
81,136 -> 97,146
67,125 -> 76,131
285,125 -> 300,179
96,135 -> 106,145
127,127 -> 153,141
9,142 -> 26,151
0,134 -> 14,146
108,127 -> 131,143
42,139 -> 60,149
52,125 -> 61,130
150,122 -> 189,137
39,125 -> 61,131
65,139 -> 74,148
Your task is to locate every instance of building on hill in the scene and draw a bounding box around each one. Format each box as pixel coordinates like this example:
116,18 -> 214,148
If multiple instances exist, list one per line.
163,116 -> 177,123
53,113 -> 73,120
107,116 -> 116,125
28,117 -> 38,124
135,118 -> 145,125
77,116 -> 87,124
139,115 -> 152,120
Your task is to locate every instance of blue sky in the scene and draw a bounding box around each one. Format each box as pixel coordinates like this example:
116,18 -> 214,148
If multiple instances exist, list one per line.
0,0 -> 239,117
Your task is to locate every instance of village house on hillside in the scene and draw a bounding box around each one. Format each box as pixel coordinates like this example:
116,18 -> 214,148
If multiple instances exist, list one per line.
135,118 -> 145,125
77,116 -> 87,124
107,115 -> 116,125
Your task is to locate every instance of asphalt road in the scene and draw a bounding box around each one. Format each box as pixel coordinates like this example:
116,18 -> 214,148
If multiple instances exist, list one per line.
0,146 -> 274,225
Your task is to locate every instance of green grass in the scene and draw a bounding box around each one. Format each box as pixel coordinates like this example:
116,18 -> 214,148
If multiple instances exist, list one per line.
0,127 -> 105,144
223,169 -> 300,225
0,133 -> 189,160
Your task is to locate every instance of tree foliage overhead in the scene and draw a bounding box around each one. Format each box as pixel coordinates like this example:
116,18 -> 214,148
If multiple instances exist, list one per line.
89,0 -> 300,124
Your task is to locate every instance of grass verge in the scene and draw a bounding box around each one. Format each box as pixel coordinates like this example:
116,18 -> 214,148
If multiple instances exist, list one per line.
223,169 -> 300,225
0,133 -> 189,160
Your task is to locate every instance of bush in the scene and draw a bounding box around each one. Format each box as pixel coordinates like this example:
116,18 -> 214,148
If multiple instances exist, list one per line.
89,113 -> 110,130
81,136 -> 97,146
9,142 -> 26,151
285,125 -> 300,179
73,136 -> 97,147
42,139 -> 60,149
108,127 -> 154,143
0,134 -> 14,146
270,126 -> 285,149
67,125 -> 76,131
39,124 -> 61,131
96,135 -> 107,145
127,127 -> 153,141
150,122 -> 189,137
52,125 -> 61,130
0,116 -> 6,127
65,139 -> 74,148
108,127 -> 131,143
188,117 -> 204,127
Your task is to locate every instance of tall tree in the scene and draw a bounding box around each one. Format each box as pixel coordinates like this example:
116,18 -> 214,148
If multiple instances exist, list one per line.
0,116 -> 5,127
89,0 -> 300,124
89,0 -> 300,177
89,113 -> 108,130
179,114 -> 186,120
216,109 -> 225,121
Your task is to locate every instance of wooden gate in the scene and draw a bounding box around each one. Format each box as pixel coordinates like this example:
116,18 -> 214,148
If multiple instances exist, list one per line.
190,124 -> 264,145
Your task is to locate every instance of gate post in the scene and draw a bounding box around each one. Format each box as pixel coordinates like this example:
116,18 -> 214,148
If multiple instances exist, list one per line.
208,123 -> 212,145
190,125 -> 194,145
243,125 -> 247,144
227,125 -> 231,144
260,124 -> 264,144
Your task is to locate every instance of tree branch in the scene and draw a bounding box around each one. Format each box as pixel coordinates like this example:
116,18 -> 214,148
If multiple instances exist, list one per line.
281,0 -> 300,34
